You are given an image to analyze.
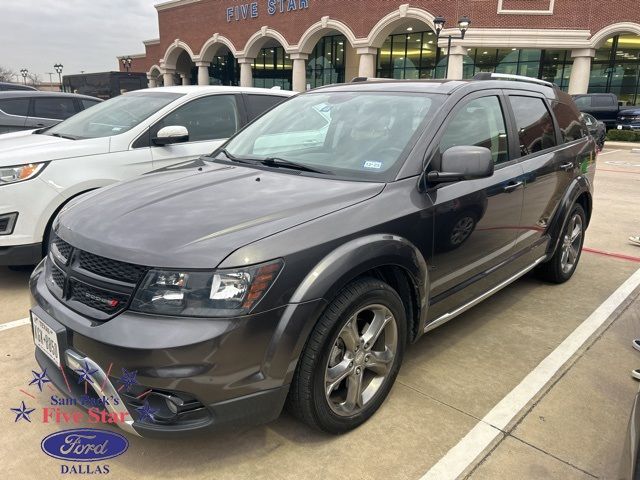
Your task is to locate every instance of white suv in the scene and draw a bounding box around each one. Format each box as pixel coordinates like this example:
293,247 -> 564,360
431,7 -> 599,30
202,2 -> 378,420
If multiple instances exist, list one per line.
0,86 -> 294,265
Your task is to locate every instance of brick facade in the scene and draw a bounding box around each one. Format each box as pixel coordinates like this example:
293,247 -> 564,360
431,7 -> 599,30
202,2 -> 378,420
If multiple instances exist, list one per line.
122,0 -> 640,76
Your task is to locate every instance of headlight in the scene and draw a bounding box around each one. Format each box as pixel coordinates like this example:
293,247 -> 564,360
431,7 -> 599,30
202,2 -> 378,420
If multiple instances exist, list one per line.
0,163 -> 47,186
130,259 -> 283,317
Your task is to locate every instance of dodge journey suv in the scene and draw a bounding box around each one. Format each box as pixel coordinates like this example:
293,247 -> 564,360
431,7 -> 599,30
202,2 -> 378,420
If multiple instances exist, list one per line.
30,73 -> 595,437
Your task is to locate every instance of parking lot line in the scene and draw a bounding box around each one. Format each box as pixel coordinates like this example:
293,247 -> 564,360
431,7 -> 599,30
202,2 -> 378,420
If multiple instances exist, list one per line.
598,149 -> 622,156
420,266 -> 640,480
584,247 -> 640,263
0,316 -> 29,332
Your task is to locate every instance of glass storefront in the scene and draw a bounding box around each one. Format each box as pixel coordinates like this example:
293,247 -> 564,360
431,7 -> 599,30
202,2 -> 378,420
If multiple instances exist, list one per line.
307,34 -> 346,89
209,51 -> 240,86
377,31 -> 438,79
589,35 -> 640,106
253,46 -> 292,90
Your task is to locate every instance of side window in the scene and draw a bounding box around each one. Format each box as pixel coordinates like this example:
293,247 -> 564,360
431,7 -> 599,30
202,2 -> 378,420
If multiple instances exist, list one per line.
573,96 -> 591,109
152,95 -> 239,143
439,96 -> 509,165
593,95 -> 614,107
508,96 -> 557,156
33,97 -> 77,120
81,99 -> 100,110
245,95 -> 287,120
0,98 -> 29,116
552,101 -> 585,143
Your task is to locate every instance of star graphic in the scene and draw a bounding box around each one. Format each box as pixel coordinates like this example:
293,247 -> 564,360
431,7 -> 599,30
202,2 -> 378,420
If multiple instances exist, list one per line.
28,369 -> 50,392
135,400 -> 158,423
119,368 -> 138,391
10,401 -> 36,423
75,360 -> 98,385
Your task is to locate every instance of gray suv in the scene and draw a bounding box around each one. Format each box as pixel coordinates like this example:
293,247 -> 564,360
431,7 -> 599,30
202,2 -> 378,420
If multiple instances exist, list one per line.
0,91 -> 101,134
29,74 -> 595,437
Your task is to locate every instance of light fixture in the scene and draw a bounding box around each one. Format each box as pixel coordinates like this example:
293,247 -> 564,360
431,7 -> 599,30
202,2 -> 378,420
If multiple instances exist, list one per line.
433,16 -> 445,36
433,15 -> 472,78
458,16 -> 471,37
121,57 -> 132,72
406,27 -> 413,32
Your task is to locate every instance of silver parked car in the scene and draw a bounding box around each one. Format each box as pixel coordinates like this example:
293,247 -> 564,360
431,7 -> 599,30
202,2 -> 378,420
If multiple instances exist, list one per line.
0,91 -> 101,134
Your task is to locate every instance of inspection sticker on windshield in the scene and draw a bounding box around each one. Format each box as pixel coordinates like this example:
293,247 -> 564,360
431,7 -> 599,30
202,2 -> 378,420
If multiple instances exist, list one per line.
363,161 -> 382,170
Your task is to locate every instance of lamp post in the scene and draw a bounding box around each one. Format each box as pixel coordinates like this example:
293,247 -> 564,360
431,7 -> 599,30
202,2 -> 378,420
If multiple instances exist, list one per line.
54,64 -> 63,91
121,57 -> 132,72
434,15 -> 471,79
20,69 -> 28,85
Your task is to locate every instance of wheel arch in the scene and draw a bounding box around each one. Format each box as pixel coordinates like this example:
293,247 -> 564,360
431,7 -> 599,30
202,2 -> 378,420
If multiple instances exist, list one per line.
264,234 -> 430,385
546,176 -> 592,258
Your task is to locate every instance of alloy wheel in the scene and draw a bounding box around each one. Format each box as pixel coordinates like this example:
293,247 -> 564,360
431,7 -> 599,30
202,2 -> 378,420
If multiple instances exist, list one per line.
560,213 -> 583,274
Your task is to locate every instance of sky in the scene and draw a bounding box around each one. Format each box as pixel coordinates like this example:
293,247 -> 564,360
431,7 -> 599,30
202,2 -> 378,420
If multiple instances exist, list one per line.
1,0 -> 159,83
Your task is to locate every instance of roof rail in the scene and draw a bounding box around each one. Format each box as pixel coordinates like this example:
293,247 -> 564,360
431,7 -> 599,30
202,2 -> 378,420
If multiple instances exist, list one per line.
350,77 -> 397,83
472,72 -> 556,88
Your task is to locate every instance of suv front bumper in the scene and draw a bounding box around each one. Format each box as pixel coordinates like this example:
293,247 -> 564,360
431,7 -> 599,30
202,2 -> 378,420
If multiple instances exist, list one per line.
29,262 -> 325,437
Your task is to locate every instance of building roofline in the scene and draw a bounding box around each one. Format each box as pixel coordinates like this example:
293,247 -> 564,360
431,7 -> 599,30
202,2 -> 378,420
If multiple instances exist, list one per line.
155,0 -> 200,11
143,38 -> 160,46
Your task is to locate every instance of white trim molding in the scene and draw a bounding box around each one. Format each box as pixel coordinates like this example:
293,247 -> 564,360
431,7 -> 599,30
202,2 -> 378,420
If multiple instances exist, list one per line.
498,0 -> 555,15
298,17 -> 358,54
155,0 -> 200,12
143,38 -> 160,46
589,22 -> 640,48
453,28 -> 591,50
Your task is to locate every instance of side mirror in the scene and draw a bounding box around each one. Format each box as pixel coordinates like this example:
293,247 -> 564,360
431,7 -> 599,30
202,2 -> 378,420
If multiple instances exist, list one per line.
428,146 -> 494,183
152,125 -> 189,146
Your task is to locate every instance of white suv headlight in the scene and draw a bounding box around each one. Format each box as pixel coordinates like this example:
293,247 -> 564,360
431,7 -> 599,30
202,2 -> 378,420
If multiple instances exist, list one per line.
0,163 -> 47,185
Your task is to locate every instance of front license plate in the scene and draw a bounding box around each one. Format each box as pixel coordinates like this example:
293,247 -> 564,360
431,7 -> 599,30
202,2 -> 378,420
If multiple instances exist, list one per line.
617,125 -> 623,130
31,311 -> 61,367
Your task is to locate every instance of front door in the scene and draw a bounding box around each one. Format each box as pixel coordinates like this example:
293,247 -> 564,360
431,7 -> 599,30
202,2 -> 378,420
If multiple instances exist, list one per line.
150,94 -> 241,170
426,92 -> 525,321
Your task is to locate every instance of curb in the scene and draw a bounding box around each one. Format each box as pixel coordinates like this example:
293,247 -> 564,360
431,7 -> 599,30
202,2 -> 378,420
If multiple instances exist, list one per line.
604,141 -> 640,151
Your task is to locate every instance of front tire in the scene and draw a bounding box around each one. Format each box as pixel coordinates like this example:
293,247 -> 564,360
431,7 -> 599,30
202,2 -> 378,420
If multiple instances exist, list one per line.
288,277 -> 407,434
536,204 -> 586,283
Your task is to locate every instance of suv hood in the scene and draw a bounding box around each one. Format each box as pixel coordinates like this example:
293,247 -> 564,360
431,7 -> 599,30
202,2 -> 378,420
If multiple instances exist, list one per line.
0,131 -> 109,166
56,161 -> 385,269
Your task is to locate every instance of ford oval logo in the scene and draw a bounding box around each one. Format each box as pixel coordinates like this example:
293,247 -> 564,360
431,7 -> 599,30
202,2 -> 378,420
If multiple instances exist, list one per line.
41,428 -> 129,462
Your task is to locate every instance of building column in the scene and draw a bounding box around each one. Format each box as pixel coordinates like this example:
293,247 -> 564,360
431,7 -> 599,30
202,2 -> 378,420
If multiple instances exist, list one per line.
196,61 -> 211,86
291,53 -> 308,92
568,48 -> 595,95
180,73 -> 190,86
163,68 -> 175,87
238,57 -> 254,88
446,45 -> 466,80
147,74 -> 157,88
357,47 -> 377,78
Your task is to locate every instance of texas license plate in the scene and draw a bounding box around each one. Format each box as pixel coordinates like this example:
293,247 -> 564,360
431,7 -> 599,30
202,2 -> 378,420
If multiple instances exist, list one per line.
32,311 -> 61,367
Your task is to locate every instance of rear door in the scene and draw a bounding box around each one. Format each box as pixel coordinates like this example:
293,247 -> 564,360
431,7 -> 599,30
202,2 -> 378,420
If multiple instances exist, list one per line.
148,94 -> 242,169
242,94 -> 289,122
0,97 -> 29,133
426,90 -> 526,320
504,92 -> 583,266
25,96 -> 77,129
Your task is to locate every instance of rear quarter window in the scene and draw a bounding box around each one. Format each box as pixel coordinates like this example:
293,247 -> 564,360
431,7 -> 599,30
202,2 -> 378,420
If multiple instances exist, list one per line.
552,101 -> 586,142
0,98 -> 29,116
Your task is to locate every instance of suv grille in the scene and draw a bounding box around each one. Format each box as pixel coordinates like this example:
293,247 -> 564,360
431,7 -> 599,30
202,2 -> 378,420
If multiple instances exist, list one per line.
46,234 -> 149,321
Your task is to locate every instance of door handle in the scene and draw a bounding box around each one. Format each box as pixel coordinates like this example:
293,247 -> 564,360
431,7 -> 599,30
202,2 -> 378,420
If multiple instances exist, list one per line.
503,181 -> 523,193
560,162 -> 574,171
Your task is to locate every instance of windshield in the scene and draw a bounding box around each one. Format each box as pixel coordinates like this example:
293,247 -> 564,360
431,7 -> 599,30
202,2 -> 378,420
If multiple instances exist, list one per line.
218,91 -> 441,180
45,92 -> 183,139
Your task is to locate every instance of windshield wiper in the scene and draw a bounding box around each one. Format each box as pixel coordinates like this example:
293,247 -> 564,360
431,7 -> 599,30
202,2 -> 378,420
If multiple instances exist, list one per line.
259,157 -> 331,175
217,148 -> 257,165
49,133 -> 78,140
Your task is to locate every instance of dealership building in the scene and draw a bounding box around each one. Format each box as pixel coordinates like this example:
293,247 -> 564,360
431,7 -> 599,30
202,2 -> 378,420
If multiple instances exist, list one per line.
119,0 -> 640,105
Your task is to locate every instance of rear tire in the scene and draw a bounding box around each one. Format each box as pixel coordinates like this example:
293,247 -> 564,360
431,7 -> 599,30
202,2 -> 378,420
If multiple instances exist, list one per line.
536,204 -> 586,283
288,277 -> 407,434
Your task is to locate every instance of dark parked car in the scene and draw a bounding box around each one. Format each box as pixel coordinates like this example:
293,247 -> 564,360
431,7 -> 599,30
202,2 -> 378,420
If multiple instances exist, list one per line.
0,81 -> 37,91
30,73 -> 596,437
572,93 -> 621,129
616,108 -> 640,131
581,112 -> 606,150
0,91 -> 101,134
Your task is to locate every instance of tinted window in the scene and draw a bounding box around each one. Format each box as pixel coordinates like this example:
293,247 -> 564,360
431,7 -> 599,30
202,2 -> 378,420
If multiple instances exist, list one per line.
245,95 -> 287,120
509,96 -> 557,156
0,98 -> 29,116
592,95 -> 615,107
440,96 -> 509,164
153,95 -> 239,142
573,96 -> 591,109
81,99 -> 100,110
552,101 -> 585,142
33,97 -> 76,120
